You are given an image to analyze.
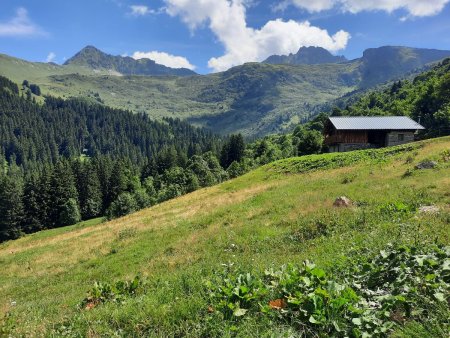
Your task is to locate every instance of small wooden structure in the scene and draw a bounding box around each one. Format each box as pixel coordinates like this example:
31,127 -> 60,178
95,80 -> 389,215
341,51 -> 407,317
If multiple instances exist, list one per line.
324,116 -> 424,152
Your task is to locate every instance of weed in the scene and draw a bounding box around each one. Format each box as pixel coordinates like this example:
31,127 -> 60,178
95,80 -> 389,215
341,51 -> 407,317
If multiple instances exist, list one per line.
117,227 -> 137,240
440,149 -> 450,162
402,168 -> 414,178
81,275 -> 143,309
206,244 -> 450,337
341,173 -> 357,184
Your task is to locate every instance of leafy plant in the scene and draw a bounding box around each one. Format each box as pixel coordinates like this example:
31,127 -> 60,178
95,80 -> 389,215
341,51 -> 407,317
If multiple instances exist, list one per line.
205,271 -> 268,319
81,275 -> 143,309
205,244 -> 450,337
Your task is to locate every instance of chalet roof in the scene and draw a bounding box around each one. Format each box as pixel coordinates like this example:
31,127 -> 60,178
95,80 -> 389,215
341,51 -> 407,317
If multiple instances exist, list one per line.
328,116 -> 425,130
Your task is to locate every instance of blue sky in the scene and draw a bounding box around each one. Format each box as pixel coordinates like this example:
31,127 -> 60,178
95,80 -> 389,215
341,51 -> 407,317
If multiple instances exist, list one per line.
1,0 -> 450,73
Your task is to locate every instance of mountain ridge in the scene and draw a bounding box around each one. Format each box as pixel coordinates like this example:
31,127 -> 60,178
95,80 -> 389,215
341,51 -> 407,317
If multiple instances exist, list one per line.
263,46 -> 347,65
1,45 -> 450,137
64,45 -> 196,76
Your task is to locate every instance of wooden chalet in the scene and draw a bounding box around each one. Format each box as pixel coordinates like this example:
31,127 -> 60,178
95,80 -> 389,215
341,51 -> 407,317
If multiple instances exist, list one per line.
324,116 -> 425,152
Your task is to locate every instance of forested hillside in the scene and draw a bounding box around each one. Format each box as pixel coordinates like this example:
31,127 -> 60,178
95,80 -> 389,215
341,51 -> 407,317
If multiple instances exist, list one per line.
0,75 -> 228,241
333,58 -> 450,137
0,75 -> 220,168
0,74 -> 311,242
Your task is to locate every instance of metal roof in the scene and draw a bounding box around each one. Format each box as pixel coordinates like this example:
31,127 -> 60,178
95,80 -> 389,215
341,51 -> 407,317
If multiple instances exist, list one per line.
328,116 -> 425,130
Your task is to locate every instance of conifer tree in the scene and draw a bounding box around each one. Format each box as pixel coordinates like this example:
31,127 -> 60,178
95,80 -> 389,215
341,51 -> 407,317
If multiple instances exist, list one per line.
49,161 -> 80,227
0,168 -> 24,241
22,174 -> 45,233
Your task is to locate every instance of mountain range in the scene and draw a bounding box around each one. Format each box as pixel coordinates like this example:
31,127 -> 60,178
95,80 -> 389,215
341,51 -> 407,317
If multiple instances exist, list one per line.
1,45 -> 450,137
263,46 -> 347,65
64,45 -> 196,76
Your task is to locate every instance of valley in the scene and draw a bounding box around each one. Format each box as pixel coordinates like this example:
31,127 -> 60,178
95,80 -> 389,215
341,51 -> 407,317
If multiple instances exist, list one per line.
2,46 -> 450,137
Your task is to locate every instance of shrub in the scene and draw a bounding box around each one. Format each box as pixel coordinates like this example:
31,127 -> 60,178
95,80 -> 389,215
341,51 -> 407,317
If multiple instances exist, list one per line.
81,276 -> 143,309
106,192 -> 137,219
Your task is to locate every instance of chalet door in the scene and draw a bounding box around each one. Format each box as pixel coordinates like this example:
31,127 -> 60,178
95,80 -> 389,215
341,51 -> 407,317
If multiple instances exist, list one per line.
367,131 -> 387,147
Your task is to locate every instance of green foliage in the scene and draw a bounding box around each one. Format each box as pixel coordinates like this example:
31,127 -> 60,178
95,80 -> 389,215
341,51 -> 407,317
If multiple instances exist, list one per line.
267,142 -> 421,175
58,198 -> 81,226
0,76 -> 18,94
378,201 -> 416,217
294,127 -> 324,155
81,275 -> 143,308
106,192 -> 137,219
0,168 -> 24,241
0,77 -> 222,168
206,244 -> 450,337
220,134 -> 245,168
226,161 -> 247,179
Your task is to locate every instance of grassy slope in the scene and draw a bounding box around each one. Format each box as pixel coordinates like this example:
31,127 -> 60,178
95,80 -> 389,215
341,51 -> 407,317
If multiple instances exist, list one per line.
0,137 -> 449,336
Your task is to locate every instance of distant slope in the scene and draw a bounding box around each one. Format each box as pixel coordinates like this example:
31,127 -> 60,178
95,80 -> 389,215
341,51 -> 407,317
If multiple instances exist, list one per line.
1,46 -> 450,137
0,74 -> 221,167
64,46 -> 196,76
358,46 -> 450,88
0,136 -> 449,336
335,57 -> 450,137
263,46 -> 347,65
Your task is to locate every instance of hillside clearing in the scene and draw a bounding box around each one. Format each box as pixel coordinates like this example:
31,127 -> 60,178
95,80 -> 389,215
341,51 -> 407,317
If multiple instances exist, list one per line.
0,137 -> 449,336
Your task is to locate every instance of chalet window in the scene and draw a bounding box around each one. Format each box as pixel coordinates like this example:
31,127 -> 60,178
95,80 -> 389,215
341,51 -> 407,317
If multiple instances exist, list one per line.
398,134 -> 404,141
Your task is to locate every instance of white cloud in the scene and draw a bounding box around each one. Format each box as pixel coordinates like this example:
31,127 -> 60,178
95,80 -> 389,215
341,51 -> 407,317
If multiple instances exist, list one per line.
0,7 -> 47,37
129,5 -> 155,16
132,51 -> 196,70
286,0 -> 450,17
46,52 -> 56,63
289,0 -> 335,12
165,0 -> 350,72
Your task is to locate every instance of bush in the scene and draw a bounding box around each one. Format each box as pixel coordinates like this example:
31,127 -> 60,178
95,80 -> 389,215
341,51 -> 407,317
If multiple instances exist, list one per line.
227,161 -> 247,179
81,275 -> 143,309
295,128 -> 324,155
106,192 -> 137,219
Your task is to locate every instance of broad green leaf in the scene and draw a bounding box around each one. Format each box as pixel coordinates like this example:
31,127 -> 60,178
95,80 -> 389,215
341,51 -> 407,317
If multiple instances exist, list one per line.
352,317 -> 362,326
309,315 -> 319,324
434,292 -> 445,302
233,308 -> 248,317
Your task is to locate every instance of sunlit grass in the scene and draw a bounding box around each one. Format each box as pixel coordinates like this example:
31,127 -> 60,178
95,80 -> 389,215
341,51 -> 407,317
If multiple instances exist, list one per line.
0,137 -> 449,336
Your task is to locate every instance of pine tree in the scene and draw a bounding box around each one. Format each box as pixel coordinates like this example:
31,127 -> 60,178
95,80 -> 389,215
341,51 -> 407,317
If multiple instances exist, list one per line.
79,162 -> 102,219
22,174 -> 45,233
0,168 -> 24,241
220,134 -> 245,168
49,161 -> 80,227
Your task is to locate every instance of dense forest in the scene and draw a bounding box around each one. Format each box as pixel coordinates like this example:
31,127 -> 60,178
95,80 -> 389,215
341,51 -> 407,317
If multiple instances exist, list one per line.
0,75 -> 313,242
0,75 -> 221,169
1,55 -> 449,242
0,75 -> 229,241
332,58 -> 450,137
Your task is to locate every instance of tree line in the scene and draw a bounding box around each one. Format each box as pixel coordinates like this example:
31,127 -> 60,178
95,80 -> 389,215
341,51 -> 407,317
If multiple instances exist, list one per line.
0,75 -> 222,170
0,75 -> 261,241
330,58 -> 450,137
0,153 -> 229,241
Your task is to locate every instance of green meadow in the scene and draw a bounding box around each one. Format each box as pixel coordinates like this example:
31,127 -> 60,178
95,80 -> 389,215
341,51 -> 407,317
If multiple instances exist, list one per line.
0,137 -> 449,337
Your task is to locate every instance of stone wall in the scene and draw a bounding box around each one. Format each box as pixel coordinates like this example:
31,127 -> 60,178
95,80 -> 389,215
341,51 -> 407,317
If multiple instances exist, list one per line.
385,132 -> 415,147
